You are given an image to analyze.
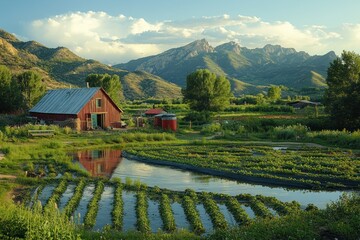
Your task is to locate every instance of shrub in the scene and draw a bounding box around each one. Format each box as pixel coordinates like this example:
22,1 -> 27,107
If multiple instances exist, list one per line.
273,124 -> 309,140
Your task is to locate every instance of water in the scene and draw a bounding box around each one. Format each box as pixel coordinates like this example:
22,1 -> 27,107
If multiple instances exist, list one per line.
148,199 -> 163,232
171,202 -> 190,230
196,204 -> 213,234
74,184 -> 95,224
37,185 -> 55,206
58,184 -> 76,210
110,157 -> 346,208
94,186 -> 114,230
217,204 -> 237,226
122,191 -> 137,231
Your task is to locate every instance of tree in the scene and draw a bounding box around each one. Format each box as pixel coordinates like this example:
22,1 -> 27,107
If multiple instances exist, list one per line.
267,86 -> 282,101
17,71 -> 45,110
182,69 -> 231,112
0,65 -> 22,113
86,74 -> 122,107
324,51 -> 360,130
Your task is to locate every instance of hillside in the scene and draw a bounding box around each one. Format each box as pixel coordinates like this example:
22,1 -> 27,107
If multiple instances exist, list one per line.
115,39 -> 336,91
0,29 -> 181,100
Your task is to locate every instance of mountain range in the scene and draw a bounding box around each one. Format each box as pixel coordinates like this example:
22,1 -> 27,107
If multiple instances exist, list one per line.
115,39 -> 337,95
0,29 -> 181,100
0,29 -> 337,100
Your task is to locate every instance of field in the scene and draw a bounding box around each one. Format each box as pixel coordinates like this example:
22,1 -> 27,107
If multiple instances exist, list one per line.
0,104 -> 360,239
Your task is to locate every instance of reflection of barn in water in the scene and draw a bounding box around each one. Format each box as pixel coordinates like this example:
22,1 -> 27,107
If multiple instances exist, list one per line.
75,149 -> 122,177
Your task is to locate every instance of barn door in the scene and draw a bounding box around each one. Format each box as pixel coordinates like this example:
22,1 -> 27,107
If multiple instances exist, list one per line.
91,114 -> 97,129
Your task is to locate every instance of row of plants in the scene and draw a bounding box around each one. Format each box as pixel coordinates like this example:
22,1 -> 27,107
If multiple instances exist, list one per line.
255,195 -> 301,216
111,179 -> 123,230
84,181 -> 105,228
136,191 -> 151,233
237,194 -> 273,218
159,193 -> 176,232
181,194 -> 205,234
224,196 -> 251,225
44,179 -> 68,211
63,179 -> 87,218
201,192 -> 228,230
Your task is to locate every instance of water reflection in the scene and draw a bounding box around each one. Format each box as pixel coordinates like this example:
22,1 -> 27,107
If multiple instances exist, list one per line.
74,149 -> 122,177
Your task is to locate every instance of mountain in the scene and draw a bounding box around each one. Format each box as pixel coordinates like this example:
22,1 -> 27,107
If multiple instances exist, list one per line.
115,39 -> 337,92
0,29 -> 181,100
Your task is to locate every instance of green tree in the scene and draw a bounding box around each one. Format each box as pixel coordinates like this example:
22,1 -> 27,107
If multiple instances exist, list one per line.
267,86 -> 282,101
324,51 -> 360,130
182,69 -> 231,112
0,65 -> 22,113
86,73 -> 122,106
17,71 -> 45,110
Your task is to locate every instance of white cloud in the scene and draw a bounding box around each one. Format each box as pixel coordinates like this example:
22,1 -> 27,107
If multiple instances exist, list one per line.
26,11 -> 358,64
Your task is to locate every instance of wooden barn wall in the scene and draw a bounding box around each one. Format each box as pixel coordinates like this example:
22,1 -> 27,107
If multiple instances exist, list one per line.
77,89 -> 122,130
30,112 -> 77,121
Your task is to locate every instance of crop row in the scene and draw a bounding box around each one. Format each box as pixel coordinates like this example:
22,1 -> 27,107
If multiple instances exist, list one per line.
112,179 -> 123,230
84,181 -> 104,228
201,193 -> 228,230
225,196 -> 251,225
63,179 -> 87,218
136,191 -> 151,232
159,194 -> 176,232
182,195 -> 205,234
44,179 -> 68,211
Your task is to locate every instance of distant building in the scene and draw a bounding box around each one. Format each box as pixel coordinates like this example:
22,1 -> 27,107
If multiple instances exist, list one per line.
287,100 -> 321,109
144,108 -> 166,117
29,87 -> 123,131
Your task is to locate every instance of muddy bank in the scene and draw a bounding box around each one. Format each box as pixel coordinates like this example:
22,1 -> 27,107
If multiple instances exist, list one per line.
122,152 -> 317,190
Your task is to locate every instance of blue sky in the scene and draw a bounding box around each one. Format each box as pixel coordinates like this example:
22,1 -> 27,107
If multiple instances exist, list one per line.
1,0 -> 360,64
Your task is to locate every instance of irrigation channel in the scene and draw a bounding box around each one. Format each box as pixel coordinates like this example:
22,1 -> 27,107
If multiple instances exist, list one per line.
31,148 -> 354,234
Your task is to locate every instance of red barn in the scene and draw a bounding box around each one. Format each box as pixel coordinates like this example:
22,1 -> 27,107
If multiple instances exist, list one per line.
29,87 -> 123,131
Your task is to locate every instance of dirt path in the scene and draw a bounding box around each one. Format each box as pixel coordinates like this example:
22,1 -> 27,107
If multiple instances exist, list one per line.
0,174 -> 16,179
0,151 -> 4,160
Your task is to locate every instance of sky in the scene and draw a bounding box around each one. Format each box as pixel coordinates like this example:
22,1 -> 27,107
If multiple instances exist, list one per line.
1,0 -> 360,64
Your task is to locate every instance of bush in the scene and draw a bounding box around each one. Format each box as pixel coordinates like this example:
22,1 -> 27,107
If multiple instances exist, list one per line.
184,111 -> 212,125
273,124 -> 309,140
201,123 -> 221,134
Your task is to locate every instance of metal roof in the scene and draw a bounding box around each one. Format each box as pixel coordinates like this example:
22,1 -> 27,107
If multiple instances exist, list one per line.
30,88 -> 101,114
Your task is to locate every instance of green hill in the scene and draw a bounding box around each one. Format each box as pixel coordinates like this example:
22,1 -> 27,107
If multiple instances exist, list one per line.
0,29 -> 181,100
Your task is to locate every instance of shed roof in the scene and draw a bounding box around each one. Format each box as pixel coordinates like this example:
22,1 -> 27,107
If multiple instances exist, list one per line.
144,108 -> 166,115
30,87 -> 101,114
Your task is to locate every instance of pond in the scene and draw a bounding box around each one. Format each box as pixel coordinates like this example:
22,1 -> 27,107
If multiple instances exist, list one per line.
73,149 -> 350,208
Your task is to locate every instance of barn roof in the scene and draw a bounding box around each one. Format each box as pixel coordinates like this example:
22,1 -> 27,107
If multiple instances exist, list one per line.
30,87 -> 101,114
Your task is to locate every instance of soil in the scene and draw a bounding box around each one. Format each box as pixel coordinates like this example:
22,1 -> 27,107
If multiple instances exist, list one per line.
0,174 -> 16,179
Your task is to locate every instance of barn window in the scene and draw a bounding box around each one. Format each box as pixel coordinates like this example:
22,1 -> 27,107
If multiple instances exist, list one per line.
96,98 -> 102,108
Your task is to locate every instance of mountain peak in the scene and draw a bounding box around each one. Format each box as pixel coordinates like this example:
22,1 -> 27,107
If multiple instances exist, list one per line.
183,39 -> 214,54
263,44 -> 296,55
215,41 -> 241,54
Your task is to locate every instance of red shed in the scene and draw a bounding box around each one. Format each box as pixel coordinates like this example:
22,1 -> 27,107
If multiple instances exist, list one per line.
161,114 -> 177,131
29,87 -> 123,131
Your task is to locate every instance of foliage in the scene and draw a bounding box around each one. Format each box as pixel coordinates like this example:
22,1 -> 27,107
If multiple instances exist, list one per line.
267,86 -> 282,101
159,194 -> 176,232
84,181 -> 104,228
63,179 -> 87,218
126,143 -> 360,189
225,196 -> 251,225
201,192 -> 228,230
17,70 -> 46,110
182,195 -> 205,234
0,202 -> 80,239
0,65 -> 22,113
86,73 -> 122,106
182,69 -> 232,112
272,124 -> 309,140
112,179 -> 123,230
209,194 -> 360,240
136,191 -> 151,233
324,51 -> 360,130
183,111 -> 212,125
